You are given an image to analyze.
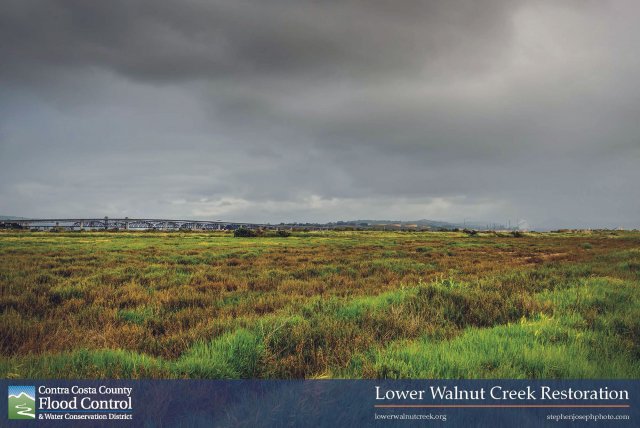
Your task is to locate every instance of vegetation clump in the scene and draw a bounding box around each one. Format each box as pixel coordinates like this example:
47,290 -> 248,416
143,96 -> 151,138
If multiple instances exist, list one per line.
234,227 -> 258,237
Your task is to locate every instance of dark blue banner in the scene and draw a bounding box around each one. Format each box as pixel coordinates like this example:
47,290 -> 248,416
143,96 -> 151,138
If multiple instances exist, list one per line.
2,380 -> 637,427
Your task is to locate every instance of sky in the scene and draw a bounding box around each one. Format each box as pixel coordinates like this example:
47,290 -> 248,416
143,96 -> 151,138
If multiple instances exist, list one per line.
1,0 -> 638,229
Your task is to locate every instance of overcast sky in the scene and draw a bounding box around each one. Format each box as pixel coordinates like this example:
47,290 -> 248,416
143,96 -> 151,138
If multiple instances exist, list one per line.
1,0 -> 638,229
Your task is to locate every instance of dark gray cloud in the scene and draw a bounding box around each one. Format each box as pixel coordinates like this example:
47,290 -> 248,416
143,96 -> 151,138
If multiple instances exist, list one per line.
0,0 -> 516,81
1,0 -> 638,228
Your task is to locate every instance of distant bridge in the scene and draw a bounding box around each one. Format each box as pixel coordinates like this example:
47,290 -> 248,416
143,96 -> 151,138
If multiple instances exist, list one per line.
0,217 -> 277,231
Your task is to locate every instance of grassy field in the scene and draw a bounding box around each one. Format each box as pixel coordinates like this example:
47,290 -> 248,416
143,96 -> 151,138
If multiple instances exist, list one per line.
1,230 -> 639,379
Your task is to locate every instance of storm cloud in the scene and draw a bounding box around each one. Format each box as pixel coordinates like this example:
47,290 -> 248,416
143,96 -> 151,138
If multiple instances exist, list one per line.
1,0 -> 638,228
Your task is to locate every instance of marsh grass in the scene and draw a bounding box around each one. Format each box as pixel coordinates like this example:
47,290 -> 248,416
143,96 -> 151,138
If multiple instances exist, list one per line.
1,230 -> 638,379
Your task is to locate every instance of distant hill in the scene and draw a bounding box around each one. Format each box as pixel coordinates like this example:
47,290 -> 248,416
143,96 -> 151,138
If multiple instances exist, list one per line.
339,219 -> 506,230
0,215 -> 27,220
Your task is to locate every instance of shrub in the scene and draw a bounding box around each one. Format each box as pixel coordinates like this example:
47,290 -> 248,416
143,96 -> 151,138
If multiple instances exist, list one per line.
234,228 -> 257,237
275,230 -> 291,237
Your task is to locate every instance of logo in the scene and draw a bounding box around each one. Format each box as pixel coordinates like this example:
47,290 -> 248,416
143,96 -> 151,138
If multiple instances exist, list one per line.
8,386 -> 36,420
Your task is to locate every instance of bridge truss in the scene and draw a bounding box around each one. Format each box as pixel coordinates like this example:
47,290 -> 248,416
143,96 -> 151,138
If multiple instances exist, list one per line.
0,218 -> 272,231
